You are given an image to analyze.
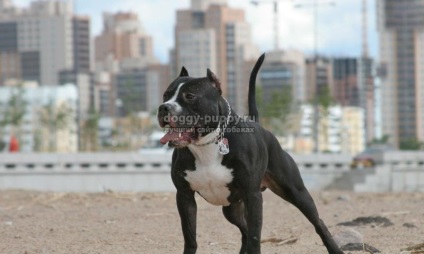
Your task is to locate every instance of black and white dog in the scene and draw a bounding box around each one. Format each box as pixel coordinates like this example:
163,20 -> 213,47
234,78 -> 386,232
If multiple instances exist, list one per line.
157,54 -> 343,254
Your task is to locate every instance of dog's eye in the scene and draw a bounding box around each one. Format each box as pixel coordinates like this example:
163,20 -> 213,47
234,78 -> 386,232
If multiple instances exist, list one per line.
184,93 -> 196,101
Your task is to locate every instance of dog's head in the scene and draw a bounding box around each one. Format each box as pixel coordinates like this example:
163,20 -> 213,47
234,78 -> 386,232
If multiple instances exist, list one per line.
157,67 -> 225,148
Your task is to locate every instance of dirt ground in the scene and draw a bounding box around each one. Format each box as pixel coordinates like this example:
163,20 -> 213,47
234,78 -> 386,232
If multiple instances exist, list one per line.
1,190 -> 423,254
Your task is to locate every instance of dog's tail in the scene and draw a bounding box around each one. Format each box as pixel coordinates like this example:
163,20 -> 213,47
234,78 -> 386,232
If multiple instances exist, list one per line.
248,53 -> 265,122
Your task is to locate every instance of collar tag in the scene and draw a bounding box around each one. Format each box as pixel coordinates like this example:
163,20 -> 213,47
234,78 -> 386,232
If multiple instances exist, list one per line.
218,138 -> 229,155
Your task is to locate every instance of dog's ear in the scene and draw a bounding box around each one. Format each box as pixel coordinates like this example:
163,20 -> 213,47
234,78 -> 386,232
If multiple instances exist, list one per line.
179,66 -> 189,77
207,68 -> 222,95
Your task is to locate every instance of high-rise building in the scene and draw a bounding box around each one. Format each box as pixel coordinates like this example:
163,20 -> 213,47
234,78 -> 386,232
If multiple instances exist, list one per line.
333,58 -> 360,106
257,50 -> 306,104
73,16 -> 92,73
58,14 -> 93,124
95,12 -> 156,68
114,64 -> 170,117
191,0 -> 227,11
93,71 -> 115,117
377,0 -> 424,147
115,70 -> 147,117
173,0 -> 258,113
305,57 -> 334,102
0,0 -> 14,13
0,0 -> 92,86
0,29 -> 20,84
0,0 -> 12,9
94,11 -> 166,120
333,57 -> 375,142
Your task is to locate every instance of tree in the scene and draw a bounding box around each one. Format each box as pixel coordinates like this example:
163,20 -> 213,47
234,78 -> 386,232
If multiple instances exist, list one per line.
0,84 -> 27,151
37,100 -> 73,152
399,138 -> 423,151
256,85 -> 294,135
265,86 -> 293,119
0,137 -> 5,151
256,85 -> 265,117
368,134 -> 390,146
313,85 -> 335,153
80,108 -> 100,152
316,85 -> 335,115
0,85 -> 27,127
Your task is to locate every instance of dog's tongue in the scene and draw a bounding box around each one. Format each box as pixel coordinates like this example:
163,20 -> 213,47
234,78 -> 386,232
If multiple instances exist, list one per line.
160,131 -> 180,144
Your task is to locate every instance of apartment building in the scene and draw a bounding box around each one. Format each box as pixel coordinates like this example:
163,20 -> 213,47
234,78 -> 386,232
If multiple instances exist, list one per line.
95,12 -> 156,69
333,57 -> 375,142
173,0 -> 258,113
0,0 -> 75,85
258,50 -> 306,104
294,104 -> 365,155
377,0 -> 424,147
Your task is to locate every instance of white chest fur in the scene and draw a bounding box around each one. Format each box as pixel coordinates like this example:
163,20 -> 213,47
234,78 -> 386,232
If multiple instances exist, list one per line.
185,140 -> 233,206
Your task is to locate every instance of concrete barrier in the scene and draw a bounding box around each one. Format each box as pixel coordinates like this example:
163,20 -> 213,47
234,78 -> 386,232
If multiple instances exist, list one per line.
355,165 -> 424,192
0,152 -> 174,192
352,151 -> 424,192
0,152 -> 352,192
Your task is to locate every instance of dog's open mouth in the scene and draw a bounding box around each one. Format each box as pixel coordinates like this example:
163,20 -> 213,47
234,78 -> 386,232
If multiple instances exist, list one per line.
160,125 -> 197,147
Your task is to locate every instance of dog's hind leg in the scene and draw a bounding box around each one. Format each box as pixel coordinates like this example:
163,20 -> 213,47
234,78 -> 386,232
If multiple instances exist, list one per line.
264,172 -> 343,253
222,201 -> 248,254
264,147 -> 343,254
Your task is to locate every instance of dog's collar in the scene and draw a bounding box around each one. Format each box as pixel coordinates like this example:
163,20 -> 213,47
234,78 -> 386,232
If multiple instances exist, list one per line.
194,98 -> 231,147
194,132 -> 220,147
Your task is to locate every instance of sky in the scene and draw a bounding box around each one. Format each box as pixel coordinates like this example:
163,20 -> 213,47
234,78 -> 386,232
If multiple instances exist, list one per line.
13,0 -> 378,64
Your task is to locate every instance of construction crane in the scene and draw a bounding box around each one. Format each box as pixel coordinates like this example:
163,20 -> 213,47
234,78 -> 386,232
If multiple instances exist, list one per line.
362,0 -> 368,58
359,0 -> 375,142
250,0 -> 291,50
294,0 -> 335,59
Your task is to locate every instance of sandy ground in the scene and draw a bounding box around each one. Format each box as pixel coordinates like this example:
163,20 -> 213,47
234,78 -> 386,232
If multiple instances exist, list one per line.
1,190 -> 423,254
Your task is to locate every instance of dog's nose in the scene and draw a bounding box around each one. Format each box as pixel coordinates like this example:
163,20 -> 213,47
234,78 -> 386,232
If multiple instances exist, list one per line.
159,104 -> 171,114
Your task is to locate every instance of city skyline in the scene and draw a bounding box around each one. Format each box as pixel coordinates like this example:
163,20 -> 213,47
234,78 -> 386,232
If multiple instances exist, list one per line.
12,0 -> 378,64
4,0 -> 423,151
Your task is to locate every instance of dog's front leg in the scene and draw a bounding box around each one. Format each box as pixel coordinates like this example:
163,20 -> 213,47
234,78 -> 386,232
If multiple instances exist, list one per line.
244,190 -> 263,254
176,190 -> 197,254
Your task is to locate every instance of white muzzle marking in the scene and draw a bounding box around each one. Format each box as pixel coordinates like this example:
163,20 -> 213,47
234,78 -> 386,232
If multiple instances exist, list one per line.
164,82 -> 185,113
